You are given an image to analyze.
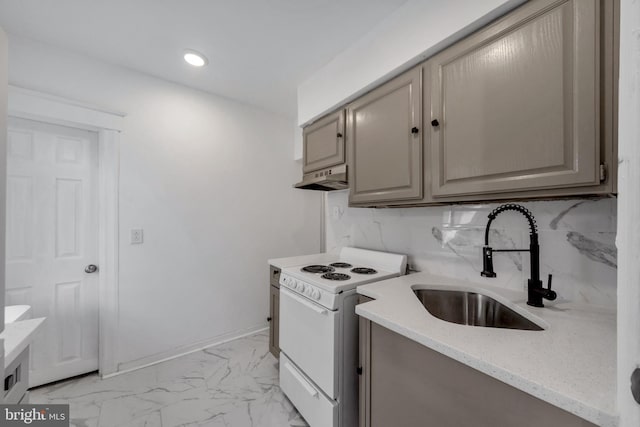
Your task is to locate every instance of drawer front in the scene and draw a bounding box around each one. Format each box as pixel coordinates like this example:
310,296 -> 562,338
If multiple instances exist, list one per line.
280,353 -> 337,427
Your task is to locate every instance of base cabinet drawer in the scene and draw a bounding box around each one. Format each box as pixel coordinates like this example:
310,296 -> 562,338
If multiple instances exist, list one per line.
280,353 -> 337,427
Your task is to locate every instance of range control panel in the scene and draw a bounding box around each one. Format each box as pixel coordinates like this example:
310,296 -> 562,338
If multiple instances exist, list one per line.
279,274 -> 339,310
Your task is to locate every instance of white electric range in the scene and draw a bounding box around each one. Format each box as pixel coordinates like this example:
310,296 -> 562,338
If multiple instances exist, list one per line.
278,247 -> 407,427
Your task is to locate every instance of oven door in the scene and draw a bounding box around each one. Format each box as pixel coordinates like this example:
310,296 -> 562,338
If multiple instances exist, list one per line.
279,287 -> 339,398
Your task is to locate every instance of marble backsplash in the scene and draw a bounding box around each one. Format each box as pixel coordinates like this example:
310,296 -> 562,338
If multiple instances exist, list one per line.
325,190 -> 617,308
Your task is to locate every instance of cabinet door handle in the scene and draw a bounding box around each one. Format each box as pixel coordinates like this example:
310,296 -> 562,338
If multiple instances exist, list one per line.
431,119 -> 440,127
411,127 -> 419,134
337,132 -> 343,138
267,317 -> 272,322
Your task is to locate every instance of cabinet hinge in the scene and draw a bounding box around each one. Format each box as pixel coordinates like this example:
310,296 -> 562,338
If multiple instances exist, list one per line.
600,163 -> 607,183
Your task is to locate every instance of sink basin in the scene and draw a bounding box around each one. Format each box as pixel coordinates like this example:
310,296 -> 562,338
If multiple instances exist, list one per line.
413,289 -> 543,331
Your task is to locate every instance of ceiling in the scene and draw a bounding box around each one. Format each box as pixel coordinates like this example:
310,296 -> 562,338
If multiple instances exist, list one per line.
0,0 -> 409,117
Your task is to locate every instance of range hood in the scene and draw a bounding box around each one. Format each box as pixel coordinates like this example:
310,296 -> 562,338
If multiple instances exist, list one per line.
294,164 -> 348,191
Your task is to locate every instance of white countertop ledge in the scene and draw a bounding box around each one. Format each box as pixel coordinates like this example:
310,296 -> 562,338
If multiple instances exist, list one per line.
356,272 -> 617,427
5,305 -> 31,324
1,317 -> 46,368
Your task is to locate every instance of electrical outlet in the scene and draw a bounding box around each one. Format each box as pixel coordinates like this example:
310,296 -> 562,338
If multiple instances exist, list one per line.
131,228 -> 144,244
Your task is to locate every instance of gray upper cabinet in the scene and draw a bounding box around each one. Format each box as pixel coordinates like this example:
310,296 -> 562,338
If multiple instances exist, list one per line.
303,110 -> 345,173
429,0 -> 602,198
268,284 -> 279,358
348,67 -> 423,205
301,0 -> 616,205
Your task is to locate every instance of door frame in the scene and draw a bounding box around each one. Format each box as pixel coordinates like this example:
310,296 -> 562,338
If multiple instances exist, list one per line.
7,85 -> 124,377
618,0 -> 640,424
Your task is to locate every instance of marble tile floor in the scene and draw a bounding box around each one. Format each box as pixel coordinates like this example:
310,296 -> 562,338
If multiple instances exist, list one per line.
29,331 -> 308,427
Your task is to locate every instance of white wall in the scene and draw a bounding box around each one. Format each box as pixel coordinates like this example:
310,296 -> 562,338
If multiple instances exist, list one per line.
297,0 -> 525,126
617,0 -> 640,424
7,36 -> 322,372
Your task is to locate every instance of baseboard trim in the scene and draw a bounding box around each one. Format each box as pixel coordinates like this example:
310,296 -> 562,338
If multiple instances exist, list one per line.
102,324 -> 268,379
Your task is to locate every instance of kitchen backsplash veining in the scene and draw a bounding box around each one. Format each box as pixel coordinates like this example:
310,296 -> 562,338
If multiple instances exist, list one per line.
325,190 -> 617,308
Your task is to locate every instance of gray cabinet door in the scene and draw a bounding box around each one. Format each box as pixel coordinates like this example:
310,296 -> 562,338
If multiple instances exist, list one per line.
365,321 -> 596,427
303,110 -> 345,173
357,296 -> 374,427
429,0 -> 601,198
268,285 -> 279,358
348,67 -> 423,205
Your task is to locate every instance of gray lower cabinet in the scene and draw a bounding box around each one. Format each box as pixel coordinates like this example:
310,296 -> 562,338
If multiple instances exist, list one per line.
358,318 -> 596,427
303,110 -> 345,174
268,285 -> 279,358
268,266 -> 280,358
348,66 -> 423,205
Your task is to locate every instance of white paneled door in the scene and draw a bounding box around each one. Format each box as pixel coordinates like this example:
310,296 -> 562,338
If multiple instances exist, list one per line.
6,117 -> 99,387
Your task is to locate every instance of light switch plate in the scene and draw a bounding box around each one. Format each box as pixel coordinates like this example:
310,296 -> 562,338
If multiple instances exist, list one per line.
131,228 -> 144,244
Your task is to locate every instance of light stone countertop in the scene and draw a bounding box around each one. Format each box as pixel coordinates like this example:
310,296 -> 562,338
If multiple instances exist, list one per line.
356,272 -> 617,427
5,305 -> 31,324
1,317 -> 46,368
268,252 -> 337,270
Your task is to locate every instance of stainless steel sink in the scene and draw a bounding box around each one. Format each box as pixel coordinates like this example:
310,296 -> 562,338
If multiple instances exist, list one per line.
413,289 -> 543,331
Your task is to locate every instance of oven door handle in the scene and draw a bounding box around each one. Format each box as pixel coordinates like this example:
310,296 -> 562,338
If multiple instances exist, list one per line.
283,288 -> 328,315
284,361 -> 318,398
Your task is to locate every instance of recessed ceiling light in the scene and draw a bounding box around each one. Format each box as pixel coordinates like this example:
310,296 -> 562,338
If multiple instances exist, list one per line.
184,50 -> 208,67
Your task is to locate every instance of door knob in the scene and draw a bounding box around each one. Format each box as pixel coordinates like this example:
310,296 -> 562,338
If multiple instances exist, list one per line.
632,368 -> 640,404
85,264 -> 99,274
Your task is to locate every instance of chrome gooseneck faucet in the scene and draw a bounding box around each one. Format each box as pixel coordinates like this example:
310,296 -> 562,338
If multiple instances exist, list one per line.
481,204 -> 557,307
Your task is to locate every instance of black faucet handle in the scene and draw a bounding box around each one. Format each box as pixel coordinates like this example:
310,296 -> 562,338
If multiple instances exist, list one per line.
545,274 -> 557,301
481,247 -> 497,278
